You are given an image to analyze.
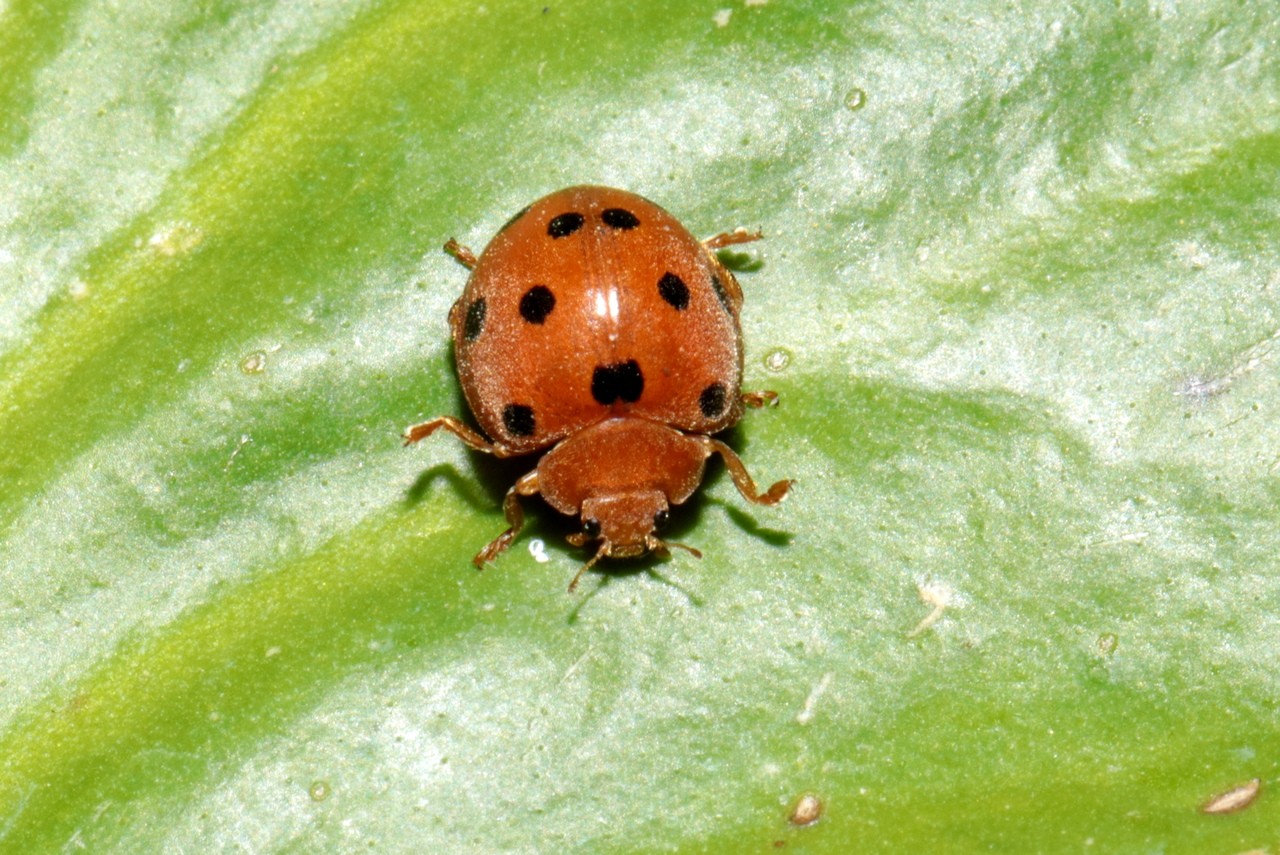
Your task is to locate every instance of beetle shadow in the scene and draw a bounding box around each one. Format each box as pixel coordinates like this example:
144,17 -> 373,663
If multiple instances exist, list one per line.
667,481 -> 793,548
401,424 -> 534,512
402,463 -> 490,510
565,556 -> 707,622
707,499 -> 794,547
715,248 -> 765,273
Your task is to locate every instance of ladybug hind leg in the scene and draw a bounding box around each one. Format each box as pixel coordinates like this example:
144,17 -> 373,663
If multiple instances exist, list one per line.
702,228 -> 762,250
443,238 -> 478,270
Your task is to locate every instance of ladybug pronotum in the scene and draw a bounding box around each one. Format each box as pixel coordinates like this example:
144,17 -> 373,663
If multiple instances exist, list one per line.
405,185 -> 792,591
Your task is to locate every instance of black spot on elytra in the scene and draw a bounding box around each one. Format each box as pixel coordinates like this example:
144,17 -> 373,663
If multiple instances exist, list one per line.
710,272 -> 733,313
591,360 -> 644,405
547,212 -> 584,238
519,285 -> 555,324
601,208 -> 640,230
463,297 -> 486,341
502,403 -> 535,437
699,382 -> 727,419
657,272 -> 690,310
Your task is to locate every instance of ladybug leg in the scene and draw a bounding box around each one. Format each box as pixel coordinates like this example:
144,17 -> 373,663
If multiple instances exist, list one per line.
740,390 -> 779,409
402,416 -> 499,451
702,228 -> 762,251
474,470 -> 540,569
699,437 -> 792,506
443,238 -> 478,270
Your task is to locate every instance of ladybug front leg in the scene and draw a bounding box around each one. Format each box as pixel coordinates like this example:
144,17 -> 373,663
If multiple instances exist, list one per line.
474,470 -> 540,568
699,437 -> 792,506
702,228 -> 762,250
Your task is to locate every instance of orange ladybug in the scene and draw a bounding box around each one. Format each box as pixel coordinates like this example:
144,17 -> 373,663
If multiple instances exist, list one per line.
405,186 -> 791,591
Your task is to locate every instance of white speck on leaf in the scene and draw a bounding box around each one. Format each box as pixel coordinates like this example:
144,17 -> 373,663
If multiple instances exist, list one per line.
909,579 -> 962,637
147,221 -> 203,257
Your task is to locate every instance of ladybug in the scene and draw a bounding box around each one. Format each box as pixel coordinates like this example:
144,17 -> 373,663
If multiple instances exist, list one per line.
405,186 -> 792,591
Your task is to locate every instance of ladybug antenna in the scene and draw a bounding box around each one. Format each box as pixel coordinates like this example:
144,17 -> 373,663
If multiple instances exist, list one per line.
647,536 -> 703,561
670,541 -> 703,559
568,541 -> 609,593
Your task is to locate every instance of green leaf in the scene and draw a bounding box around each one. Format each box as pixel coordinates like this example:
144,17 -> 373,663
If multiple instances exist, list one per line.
3,0 -> 1279,850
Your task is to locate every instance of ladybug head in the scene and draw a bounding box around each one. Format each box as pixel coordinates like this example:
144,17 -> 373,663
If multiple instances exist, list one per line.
565,491 -> 701,591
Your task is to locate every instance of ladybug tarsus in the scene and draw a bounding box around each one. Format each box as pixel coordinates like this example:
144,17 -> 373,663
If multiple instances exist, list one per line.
741,390 -> 779,409
443,238 -> 478,270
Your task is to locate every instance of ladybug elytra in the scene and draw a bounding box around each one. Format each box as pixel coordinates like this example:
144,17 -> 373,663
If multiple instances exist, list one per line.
405,185 -> 791,591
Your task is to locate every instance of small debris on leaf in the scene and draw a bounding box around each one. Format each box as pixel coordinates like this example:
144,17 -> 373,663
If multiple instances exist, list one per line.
788,793 -> 822,826
1201,778 -> 1260,815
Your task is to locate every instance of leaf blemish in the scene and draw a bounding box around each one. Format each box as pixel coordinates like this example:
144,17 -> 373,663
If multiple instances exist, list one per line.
1177,326 -> 1280,403
224,434 -> 252,471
